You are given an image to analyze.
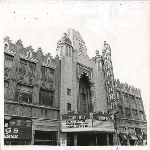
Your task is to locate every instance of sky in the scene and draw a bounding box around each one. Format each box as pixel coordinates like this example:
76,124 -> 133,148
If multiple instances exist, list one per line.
1,1 -> 149,120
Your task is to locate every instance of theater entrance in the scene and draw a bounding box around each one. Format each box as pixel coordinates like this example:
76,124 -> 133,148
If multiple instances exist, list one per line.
77,132 -> 110,146
77,133 -> 96,146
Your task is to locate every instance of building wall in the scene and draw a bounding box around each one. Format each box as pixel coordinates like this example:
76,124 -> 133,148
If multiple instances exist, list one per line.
58,29 -> 108,115
114,79 -> 147,133
4,37 -> 60,120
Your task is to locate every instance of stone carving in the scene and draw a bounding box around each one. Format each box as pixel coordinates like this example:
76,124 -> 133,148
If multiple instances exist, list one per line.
4,36 -> 11,50
77,63 -> 93,82
7,103 -> 18,116
57,32 -> 72,47
4,68 -> 9,80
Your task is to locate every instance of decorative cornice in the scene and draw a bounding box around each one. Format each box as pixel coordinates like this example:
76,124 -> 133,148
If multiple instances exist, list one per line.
114,79 -> 141,97
4,37 -> 56,69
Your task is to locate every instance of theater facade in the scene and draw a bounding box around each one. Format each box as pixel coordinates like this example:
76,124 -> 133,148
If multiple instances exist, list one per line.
4,29 -> 147,146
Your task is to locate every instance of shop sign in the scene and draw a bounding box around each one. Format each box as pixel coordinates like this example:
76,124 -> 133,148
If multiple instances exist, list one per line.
60,139 -> 67,146
4,127 -> 19,139
61,111 -> 115,132
93,111 -> 115,132
61,111 -> 92,132
102,42 -> 116,111
4,126 -> 32,140
60,133 -> 67,146
4,119 -> 32,140
33,120 -> 59,131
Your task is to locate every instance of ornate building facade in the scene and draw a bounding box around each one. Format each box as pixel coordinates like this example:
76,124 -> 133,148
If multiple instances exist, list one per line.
4,29 -> 147,146
4,37 -> 60,145
114,80 -> 147,145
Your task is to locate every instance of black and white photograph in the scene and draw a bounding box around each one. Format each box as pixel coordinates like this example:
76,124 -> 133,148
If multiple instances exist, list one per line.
1,1 -> 149,149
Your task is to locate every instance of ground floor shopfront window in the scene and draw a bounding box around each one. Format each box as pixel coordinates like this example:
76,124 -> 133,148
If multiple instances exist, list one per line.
65,132 -> 113,146
34,131 -> 57,146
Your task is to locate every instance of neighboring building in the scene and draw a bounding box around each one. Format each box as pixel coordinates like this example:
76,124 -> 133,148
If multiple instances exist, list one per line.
114,80 -> 147,146
4,29 -> 147,146
4,37 -> 60,145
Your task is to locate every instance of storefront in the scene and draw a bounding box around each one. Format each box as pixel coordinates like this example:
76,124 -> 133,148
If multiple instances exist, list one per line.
33,119 -> 59,146
116,126 -> 147,146
135,128 -> 146,146
128,132 -> 138,145
119,133 -> 130,146
60,111 -> 115,146
4,117 -> 32,145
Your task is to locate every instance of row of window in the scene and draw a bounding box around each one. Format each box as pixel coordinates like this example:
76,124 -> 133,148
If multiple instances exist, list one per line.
4,82 -> 54,106
4,54 -> 54,78
119,106 -> 145,120
116,91 -> 142,106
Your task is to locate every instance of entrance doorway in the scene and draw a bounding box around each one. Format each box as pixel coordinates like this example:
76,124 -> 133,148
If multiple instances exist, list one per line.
78,74 -> 92,114
97,133 -> 107,146
77,133 -> 96,146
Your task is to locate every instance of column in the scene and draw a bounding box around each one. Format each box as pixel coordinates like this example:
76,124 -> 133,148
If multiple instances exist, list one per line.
74,133 -> 77,146
57,132 -> 60,146
95,134 -> 98,146
33,48 -> 42,104
106,134 -> 109,146
31,123 -> 35,145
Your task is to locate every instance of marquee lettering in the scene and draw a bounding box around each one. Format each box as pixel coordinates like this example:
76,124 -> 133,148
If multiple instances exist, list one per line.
108,87 -> 113,94
68,115 -> 86,120
4,135 -> 18,139
97,116 -> 109,121
109,94 -> 114,102
106,71 -> 111,77
105,64 -> 110,70
107,80 -> 112,85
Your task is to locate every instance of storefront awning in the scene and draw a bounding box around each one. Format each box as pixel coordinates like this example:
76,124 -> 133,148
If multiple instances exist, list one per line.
119,133 -> 130,141
128,134 -> 138,140
137,134 -> 143,140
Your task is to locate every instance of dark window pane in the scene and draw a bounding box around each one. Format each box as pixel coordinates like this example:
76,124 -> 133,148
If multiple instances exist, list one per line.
67,103 -> 71,111
39,89 -> 54,106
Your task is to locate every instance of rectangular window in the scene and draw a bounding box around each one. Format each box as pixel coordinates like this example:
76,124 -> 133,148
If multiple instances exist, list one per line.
66,46 -> 68,56
41,66 -> 47,80
15,84 -> 33,103
129,94 -> 135,102
132,109 -> 138,120
67,103 -> 71,111
125,108 -> 130,118
139,111 -> 144,120
4,81 -> 9,99
119,106 -> 123,117
39,89 -> 54,106
50,68 -> 54,74
20,59 -> 27,68
34,131 -> 57,146
136,97 -> 142,106
67,88 -> 71,96
29,62 -> 36,76
19,59 -> 27,74
116,91 -> 120,99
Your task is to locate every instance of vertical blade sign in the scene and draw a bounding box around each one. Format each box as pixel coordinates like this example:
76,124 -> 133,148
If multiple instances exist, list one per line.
102,41 -> 117,114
